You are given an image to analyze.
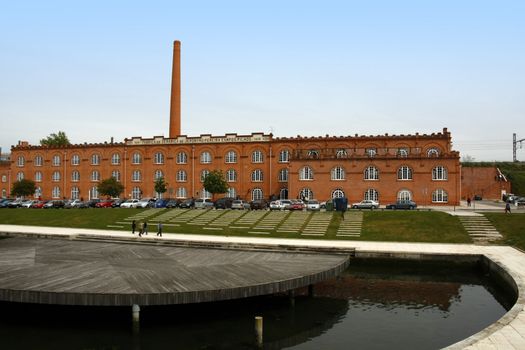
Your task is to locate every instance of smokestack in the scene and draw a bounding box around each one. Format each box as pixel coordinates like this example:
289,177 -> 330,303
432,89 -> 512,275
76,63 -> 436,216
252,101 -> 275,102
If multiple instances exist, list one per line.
169,40 -> 181,138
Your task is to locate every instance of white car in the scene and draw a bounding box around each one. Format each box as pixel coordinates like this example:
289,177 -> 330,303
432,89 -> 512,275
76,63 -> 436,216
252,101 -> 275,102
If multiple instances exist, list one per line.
231,200 -> 250,210
269,200 -> 282,210
20,200 -> 35,208
351,200 -> 379,209
306,199 -> 320,211
120,199 -> 139,208
136,198 -> 152,208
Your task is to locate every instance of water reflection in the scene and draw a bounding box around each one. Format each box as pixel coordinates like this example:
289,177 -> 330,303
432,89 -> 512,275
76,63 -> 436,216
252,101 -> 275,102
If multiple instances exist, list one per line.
0,259 -> 513,350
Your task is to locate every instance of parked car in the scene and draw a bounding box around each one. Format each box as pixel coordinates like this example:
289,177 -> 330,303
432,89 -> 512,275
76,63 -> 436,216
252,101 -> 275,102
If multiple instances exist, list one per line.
306,199 -> 320,211
194,198 -> 214,209
20,200 -> 35,208
64,199 -> 82,208
154,198 -> 169,208
280,199 -> 292,210
473,195 -> 482,201
250,199 -> 268,210
31,200 -> 46,209
269,200 -> 283,210
86,199 -> 101,208
120,199 -> 139,208
0,199 -> 13,208
179,198 -> 195,209
352,200 -> 380,209
136,198 -> 152,208
95,200 -> 114,208
231,200 -> 250,210
214,197 -> 234,209
514,197 -> 525,206
289,200 -> 305,211
386,200 -> 417,210
166,199 -> 181,208
7,198 -> 24,208
112,198 -> 125,208
43,200 -> 65,209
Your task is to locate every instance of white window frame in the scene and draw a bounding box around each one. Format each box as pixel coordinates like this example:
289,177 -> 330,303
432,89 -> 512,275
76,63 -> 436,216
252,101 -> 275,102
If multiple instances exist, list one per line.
176,187 -> 187,199
34,155 -> 43,167
132,187 -> 141,199
71,187 -> 79,200
111,153 -> 121,165
112,170 -> 121,182
71,154 -> 80,166
52,171 -> 60,182
252,150 -> 263,163
52,186 -> 61,199
227,187 -> 236,198
251,188 -> 263,201
177,170 -> 187,182
154,152 -> 165,164
17,172 -> 24,181
91,170 -> 100,182
299,188 -> 313,201
364,188 -> 379,201
34,171 -> 42,182
397,166 -> 413,180
132,170 -> 142,182
364,166 -> 379,180
132,152 -> 142,164
331,166 -> 345,180
279,150 -> 289,163
427,148 -> 440,157
91,154 -> 100,165
332,189 -> 345,198
432,166 -> 448,180
176,152 -> 188,164
226,169 -> 237,182
200,169 -> 209,182
154,170 -> 163,180
225,150 -> 237,164
397,190 -> 412,201
336,149 -> 348,159
52,155 -> 61,166
17,156 -> 25,167
299,166 -> 314,180
200,151 -> 212,164
432,189 -> 448,203
71,170 -> 80,182
251,169 -> 263,182
278,168 -> 288,182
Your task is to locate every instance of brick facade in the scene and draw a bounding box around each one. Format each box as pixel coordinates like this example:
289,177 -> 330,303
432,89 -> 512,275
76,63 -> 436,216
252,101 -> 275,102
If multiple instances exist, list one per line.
461,167 -> 511,201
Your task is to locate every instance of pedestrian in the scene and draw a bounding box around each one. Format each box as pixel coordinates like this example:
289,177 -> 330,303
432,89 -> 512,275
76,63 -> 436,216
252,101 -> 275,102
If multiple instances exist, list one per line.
138,222 -> 144,237
131,220 -> 136,234
341,197 -> 348,221
143,221 -> 148,235
505,202 -> 511,214
467,197 -> 471,207
157,221 -> 163,237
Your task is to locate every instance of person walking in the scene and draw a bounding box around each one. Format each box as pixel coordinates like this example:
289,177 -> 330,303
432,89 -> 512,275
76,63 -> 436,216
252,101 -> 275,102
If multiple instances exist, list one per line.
131,220 -> 136,234
505,202 -> 511,214
467,197 -> 471,207
138,221 -> 144,237
157,221 -> 163,237
143,221 -> 148,235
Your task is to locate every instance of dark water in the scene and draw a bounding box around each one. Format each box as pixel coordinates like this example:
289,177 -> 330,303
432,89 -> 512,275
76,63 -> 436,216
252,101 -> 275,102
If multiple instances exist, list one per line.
0,259 -> 513,350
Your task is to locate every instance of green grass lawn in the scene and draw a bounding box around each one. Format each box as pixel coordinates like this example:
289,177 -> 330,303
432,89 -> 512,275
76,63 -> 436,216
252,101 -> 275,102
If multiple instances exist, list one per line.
485,213 -> 525,251
0,208 -> 473,244
361,211 -> 471,243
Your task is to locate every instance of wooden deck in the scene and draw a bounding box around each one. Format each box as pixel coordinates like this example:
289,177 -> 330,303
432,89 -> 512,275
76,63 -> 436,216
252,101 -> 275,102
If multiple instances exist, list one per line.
0,236 -> 349,306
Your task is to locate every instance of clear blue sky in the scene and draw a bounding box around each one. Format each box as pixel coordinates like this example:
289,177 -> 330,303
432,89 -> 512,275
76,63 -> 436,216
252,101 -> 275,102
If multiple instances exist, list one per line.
1,1 -> 523,161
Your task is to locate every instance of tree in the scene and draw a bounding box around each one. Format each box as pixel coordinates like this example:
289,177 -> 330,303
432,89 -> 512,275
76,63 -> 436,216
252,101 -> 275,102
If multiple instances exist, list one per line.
11,179 -> 36,198
40,131 -> 71,147
97,177 -> 124,198
203,170 -> 228,199
461,155 -> 476,164
154,176 -> 168,198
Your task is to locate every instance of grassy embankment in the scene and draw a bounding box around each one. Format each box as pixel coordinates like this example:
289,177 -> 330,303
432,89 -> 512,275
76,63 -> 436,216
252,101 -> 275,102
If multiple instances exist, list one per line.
0,208 -> 472,243
485,213 -> 525,251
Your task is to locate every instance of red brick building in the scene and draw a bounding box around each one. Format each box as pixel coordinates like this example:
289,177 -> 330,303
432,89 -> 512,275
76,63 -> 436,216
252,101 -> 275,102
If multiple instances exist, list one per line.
461,166 -> 511,201
2,41 -> 461,205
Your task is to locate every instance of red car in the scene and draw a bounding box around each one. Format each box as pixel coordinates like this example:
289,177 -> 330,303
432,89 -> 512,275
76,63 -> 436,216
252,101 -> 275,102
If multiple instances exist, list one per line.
289,200 -> 305,211
31,200 -> 46,209
95,200 -> 114,208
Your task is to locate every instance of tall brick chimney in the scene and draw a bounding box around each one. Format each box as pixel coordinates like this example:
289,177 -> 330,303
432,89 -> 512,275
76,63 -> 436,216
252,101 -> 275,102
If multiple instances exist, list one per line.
169,40 -> 181,138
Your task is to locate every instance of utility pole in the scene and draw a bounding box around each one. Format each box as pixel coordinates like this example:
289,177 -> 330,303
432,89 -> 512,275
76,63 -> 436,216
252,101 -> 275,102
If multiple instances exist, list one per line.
513,133 -> 525,162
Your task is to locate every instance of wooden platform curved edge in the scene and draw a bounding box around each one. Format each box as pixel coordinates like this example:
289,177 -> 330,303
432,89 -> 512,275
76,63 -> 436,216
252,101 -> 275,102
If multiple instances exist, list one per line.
0,236 -> 350,306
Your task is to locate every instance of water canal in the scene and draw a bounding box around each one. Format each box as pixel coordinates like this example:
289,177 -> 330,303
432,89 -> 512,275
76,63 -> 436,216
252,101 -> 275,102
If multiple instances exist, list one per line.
0,258 -> 513,350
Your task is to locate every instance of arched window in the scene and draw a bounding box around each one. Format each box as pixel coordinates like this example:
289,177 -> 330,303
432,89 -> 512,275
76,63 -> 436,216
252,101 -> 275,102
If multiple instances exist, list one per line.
1,189 -> 6,198
299,188 -> 314,201
200,169 -> 209,182
71,187 -> 79,200
154,152 -> 164,164
200,151 -> 212,164
307,150 -> 319,159
279,188 -> 289,200
364,166 -> 379,180
53,155 -> 61,166
364,188 -> 379,201
111,153 -> 120,165
91,154 -> 100,165
278,168 -> 288,182
252,150 -> 263,163
132,170 -> 141,182
397,166 -> 413,180
71,170 -> 80,182
331,166 -> 345,180
252,188 -> 263,201
52,186 -> 61,199
279,149 -> 289,163
34,171 -> 42,182
427,148 -> 440,157
225,150 -> 237,163
432,166 -> 448,180
299,166 -> 314,180
17,172 -> 24,181
332,189 -> 345,198
176,152 -> 187,164
366,148 -> 377,158
397,148 -> 409,158
91,170 -> 100,182
432,189 -> 448,203
112,170 -> 121,182
34,155 -> 43,167
154,170 -> 164,180
17,156 -> 25,167
1,175 -> 5,183
397,190 -> 412,201
132,152 -> 142,164
251,169 -> 263,182
227,187 -> 236,198
34,187 -> 41,198
89,186 -> 99,199
52,171 -> 60,182
71,154 -> 80,166
226,169 -> 237,182
336,149 -> 348,159
176,187 -> 187,199
131,187 -> 141,199
176,170 -> 187,182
